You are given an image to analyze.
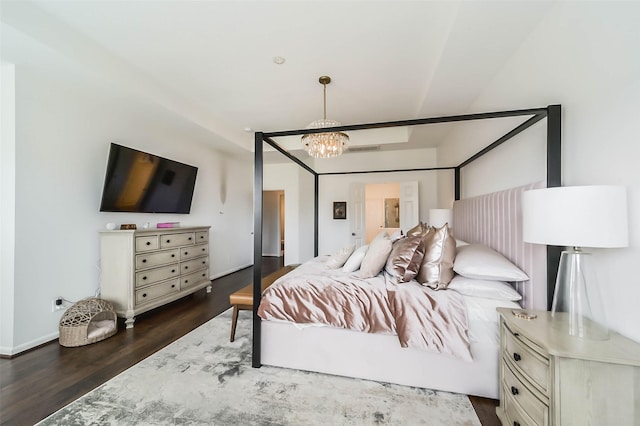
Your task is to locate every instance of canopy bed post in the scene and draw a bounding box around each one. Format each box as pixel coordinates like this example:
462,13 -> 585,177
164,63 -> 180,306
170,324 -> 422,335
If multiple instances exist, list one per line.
253,131 -> 264,368
546,104 -> 562,309
314,174 -> 319,257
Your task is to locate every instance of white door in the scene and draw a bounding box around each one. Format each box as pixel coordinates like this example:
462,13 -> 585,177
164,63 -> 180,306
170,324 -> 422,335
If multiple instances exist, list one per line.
349,183 -> 366,247
399,181 -> 419,234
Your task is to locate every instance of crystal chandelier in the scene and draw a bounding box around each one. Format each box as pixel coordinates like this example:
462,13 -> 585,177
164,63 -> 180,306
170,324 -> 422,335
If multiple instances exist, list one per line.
302,76 -> 349,158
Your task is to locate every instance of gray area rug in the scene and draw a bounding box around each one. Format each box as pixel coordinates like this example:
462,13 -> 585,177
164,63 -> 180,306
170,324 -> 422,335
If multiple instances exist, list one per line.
39,310 -> 481,425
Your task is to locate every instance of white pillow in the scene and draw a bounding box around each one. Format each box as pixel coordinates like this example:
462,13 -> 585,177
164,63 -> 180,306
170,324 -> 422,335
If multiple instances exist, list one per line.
448,275 -> 522,301
462,295 -> 521,323
359,237 -> 392,278
455,239 -> 470,247
342,245 -> 369,273
371,230 -> 389,244
454,244 -> 528,281
325,244 -> 355,269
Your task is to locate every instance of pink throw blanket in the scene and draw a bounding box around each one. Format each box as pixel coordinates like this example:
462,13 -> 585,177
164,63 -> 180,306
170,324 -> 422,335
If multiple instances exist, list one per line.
258,256 -> 472,361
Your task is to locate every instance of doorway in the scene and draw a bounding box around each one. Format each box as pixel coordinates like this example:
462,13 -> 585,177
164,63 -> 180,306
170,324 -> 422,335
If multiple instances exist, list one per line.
262,190 -> 284,257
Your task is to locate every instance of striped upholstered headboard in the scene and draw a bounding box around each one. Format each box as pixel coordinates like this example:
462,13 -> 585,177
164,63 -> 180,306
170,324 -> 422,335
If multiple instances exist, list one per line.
452,182 -> 547,310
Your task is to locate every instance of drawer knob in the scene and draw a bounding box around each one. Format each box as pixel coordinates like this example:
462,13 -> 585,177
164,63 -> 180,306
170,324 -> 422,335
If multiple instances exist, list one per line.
185,266 -> 189,270
142,276 -> 147,280
171,284 -> 175,288
189,237 -> 192,240
514,422 -> 520,426
184,252 -> 189,255
185,280 -> 189,284
166,239 -> 171,243
200,235 -> 204,239
142,293 -> 147,298
202,248 -> 205,252
172,269 -> 176,273
146,242 -> 151,246
202,273 -> 205,277
513,352 -> 521,362
511,386 -> 519,396
172,254 -> 175,258
202,260 -> 206,264
142,259 -> 147,263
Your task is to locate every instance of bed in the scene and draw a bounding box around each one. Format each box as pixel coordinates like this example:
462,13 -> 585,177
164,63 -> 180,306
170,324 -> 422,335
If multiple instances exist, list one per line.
251,106 -> 562,399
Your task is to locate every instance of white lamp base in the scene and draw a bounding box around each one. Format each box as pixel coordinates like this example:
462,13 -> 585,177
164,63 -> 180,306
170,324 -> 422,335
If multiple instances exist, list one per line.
551,248 -> 609,340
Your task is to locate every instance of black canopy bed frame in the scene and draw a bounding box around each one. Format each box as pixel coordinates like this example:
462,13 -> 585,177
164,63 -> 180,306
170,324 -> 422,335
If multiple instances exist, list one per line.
251,104 -> 562,397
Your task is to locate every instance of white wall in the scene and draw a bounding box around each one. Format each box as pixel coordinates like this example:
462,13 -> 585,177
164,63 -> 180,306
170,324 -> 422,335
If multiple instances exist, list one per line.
437,2 -> 640,342
1,64 -> 254,355
318,170 -> 443,256
1,62 -> 16,352
264,163 -> 315,266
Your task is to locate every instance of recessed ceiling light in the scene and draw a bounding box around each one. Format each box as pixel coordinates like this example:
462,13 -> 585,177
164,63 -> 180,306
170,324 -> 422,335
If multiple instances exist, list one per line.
273,56 -> 285,65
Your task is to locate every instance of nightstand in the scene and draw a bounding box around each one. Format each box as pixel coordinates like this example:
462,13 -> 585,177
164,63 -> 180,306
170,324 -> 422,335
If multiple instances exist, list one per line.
496,308 -> 640,426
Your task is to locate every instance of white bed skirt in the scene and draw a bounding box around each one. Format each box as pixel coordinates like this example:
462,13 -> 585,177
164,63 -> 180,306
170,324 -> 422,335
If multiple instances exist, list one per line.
261,320 -> 500,399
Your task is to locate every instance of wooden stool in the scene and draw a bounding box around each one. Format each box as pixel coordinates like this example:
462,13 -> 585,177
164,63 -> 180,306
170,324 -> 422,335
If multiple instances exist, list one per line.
229,265 -> 297,342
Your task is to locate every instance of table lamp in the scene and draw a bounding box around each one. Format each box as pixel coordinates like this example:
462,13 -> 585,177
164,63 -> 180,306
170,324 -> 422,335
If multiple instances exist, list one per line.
522,185 -> 628,339
429,209 -> 453,229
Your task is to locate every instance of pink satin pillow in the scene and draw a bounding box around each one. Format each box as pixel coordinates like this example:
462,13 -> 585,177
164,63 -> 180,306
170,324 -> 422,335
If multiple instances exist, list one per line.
416,224 -> 456,289
384,236 -> 426,283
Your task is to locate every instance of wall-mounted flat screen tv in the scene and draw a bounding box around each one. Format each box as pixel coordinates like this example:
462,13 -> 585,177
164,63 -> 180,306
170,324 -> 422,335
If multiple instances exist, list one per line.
99,143 -> 198,214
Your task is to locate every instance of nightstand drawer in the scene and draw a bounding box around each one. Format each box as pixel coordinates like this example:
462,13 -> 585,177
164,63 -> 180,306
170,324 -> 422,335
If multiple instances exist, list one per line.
503,324 -> 550,394
502,387 -> 540,426
502,361 -> 548,425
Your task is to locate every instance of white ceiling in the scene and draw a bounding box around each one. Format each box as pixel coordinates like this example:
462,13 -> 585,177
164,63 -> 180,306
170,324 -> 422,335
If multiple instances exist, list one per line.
1,0 -> 556,158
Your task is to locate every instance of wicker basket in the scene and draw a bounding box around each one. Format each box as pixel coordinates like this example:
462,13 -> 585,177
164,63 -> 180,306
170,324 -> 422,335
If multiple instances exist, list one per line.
59,297 -> 117,347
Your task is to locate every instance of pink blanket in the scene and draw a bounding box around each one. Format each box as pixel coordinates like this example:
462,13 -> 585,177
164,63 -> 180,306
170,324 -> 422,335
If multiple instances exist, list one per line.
258,256 -> 472,361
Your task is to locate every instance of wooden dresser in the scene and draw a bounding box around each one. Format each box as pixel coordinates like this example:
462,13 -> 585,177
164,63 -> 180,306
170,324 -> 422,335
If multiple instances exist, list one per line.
100,226 -> 211,328
497,308 -> 640,426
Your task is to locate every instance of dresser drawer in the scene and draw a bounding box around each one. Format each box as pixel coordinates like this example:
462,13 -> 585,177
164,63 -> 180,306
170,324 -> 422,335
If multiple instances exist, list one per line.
135,263 -> 180,287
181,257 -> 208,274
181,269 -> 209,289
135,279 -> 179,305
195,230 -> 208,243
136,235 -> 159,252
180,243 -> 209,261
160,232 -> 195,248
136,249 -> 179,269
503,324 -> 550,394
502,361 -> 548,425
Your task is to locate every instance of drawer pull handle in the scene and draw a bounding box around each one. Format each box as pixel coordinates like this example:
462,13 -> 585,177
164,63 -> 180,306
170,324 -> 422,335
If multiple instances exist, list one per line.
200,235 -> 204,239
185,266 -> 189,270
172,254 -> 175,258
514,332 -> 519,336
202,273 -> 205,277
146,242 -> 151,246
202,260 -> 206,264
185,280 -> 189,284
166,239 -> 171,243
142,259 -> 147,263
172,269 -> 176,273
142,293 -> 147,298
142,276 -> 147,280
513,352 -> 521,362
184,252 -> 189,255
513,422 -> 520,426
511,386 -> 519,396
202,248 -> 205,251
189,237 -> 192,240
171,284 -> 175,288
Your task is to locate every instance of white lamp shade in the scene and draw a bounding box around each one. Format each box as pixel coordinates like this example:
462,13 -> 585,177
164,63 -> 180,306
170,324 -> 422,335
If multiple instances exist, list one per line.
429,209 -> 453,229
523,185 -> 628,248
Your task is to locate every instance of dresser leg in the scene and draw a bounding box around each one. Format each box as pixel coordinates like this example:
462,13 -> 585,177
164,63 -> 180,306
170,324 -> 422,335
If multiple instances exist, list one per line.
125,315 -> 135,329
206,284 -> 212,293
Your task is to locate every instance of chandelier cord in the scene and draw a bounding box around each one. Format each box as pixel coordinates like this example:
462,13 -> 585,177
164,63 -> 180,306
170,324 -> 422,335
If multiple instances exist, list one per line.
323,82 -> 327,120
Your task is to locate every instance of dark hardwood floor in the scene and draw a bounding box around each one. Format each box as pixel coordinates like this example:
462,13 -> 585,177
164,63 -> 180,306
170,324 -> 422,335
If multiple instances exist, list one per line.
0,257 -> 499,425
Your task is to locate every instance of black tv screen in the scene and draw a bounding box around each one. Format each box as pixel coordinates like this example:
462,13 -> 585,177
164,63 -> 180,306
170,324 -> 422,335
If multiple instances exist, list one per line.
99,143 -> 198,214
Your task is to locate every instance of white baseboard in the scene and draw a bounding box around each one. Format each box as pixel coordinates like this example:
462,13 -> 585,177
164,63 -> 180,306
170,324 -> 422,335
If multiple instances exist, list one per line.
0,331 -> 59,357
210,262 -> 253,280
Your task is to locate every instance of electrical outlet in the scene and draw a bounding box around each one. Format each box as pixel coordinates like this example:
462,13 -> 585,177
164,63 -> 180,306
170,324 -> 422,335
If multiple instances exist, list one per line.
52,299 -> 64,312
